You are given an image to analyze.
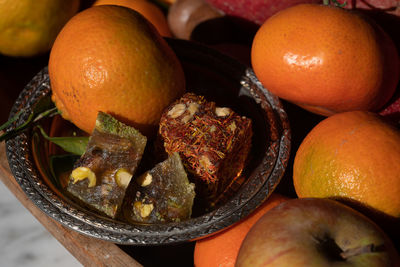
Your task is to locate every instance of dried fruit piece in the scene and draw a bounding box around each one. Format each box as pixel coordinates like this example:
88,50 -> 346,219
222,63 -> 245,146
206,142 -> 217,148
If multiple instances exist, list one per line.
66,112 -> 147,218
159,93 -> 252,207
123,153 -> 195,223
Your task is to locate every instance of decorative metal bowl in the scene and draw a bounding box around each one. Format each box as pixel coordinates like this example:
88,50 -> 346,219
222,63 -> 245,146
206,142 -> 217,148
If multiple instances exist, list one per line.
5,39 -> 290,245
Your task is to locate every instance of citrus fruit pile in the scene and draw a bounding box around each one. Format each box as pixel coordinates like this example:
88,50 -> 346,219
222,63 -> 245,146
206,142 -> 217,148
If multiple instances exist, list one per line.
4,0 -> 400,265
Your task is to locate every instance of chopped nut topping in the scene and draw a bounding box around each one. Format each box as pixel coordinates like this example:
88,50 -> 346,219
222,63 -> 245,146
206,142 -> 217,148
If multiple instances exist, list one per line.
215,107 -> 231,117
199,155 -> 212,170
167,103 -> 186,118
187,102 -> 199,115
71,167 -> 96,188
134,201 -> 154,218
181,102 -> 200,123
181,115 -> 192,124
229,122 -> 237,132
137,172 -> 152,187
115,168 -> 133,189
209,125 -> 216,132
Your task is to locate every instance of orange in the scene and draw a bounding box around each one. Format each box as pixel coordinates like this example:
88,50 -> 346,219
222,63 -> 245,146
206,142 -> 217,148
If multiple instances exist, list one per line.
49,5 -> 185,136
0,0 -> 80,57
93,0 -> 172,37
293,111 -> 400,218
251,4 -> 399,116
194,193 -> 289,267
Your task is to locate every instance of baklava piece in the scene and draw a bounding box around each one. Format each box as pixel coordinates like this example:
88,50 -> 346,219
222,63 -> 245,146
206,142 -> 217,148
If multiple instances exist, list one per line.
159,93 -> 252,206
123,152 -> 195,223
67,112 -> 147,218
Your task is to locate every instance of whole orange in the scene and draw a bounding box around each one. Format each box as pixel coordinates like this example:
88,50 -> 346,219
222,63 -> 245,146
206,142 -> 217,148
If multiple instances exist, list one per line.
293,111 -> 400,218
0,0 -> 80,57
49,5 -> 185,136
93,0 -> 172,37
251,4 -> 399,116
194,193 -> 289,267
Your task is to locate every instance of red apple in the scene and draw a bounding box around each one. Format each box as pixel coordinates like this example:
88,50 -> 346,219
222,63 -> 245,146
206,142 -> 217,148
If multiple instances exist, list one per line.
340,0 -> 400,16
379,87 -> 400,125
236,198 -> 400,266
204,0 -> 322,25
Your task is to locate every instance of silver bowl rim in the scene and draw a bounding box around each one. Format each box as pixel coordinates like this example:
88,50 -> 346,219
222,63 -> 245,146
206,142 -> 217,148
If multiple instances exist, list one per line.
5,38 -> 291,245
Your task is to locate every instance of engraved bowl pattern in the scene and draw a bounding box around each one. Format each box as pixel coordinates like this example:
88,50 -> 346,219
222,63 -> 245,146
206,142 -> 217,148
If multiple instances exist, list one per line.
6,39 -> 291,245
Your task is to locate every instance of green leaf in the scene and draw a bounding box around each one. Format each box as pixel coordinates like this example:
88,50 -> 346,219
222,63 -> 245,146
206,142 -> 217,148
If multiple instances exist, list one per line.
0,110 -> 24,131
0,96 -> 59,142
37,125 -> 89,156
323,0 -> 347,7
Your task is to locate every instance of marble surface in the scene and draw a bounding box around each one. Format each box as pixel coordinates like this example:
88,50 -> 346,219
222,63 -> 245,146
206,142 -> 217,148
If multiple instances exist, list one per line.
0,181 -> 82,267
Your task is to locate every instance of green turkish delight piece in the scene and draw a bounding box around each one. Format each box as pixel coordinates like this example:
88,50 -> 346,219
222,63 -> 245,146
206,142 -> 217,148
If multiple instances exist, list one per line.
66,112 -> 147,218
123,152 -> 195,223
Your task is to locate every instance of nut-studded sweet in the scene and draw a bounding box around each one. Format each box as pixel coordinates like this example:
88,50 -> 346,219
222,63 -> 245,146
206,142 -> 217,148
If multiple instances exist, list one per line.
159,93 -> 252,207
123,153 -> 195,223
67,112 -> 147,219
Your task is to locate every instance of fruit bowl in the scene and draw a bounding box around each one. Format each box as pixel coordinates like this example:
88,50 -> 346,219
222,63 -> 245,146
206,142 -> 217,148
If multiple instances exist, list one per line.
5,38 -> 290,245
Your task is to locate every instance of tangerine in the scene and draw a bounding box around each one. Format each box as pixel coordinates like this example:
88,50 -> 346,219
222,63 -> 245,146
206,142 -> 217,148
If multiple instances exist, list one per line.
251,4 -> 399,116
293,111 -> 400,218
93,0 -> 172,36
49,5 -> 185,136
0,0 -> 80,57
194,194 -> 289,267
